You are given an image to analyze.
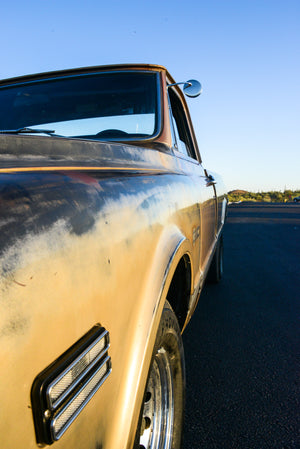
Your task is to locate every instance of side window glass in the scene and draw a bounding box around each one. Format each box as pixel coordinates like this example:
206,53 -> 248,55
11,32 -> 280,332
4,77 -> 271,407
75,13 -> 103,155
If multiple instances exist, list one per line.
169,109 -> 189,156
168,89 -> 196,160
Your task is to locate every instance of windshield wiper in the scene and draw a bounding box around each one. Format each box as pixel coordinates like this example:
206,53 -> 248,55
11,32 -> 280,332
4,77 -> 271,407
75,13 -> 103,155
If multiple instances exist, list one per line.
0,127 -> 58,136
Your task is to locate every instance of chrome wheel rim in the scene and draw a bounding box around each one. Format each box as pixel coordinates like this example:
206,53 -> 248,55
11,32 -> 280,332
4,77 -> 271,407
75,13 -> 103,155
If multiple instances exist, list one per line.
139,348 -> 174,449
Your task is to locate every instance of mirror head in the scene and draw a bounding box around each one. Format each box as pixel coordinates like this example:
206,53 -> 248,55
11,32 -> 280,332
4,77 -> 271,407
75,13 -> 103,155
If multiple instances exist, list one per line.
183,79 -> 203,98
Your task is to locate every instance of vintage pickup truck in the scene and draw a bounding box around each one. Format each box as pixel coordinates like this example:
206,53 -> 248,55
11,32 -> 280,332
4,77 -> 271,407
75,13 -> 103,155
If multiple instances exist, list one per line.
0,64 -> 227,449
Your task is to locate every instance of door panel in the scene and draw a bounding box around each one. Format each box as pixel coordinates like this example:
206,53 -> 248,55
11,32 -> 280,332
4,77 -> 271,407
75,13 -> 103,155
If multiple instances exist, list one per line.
167,85 -> 217,279
199,179 -> 216,271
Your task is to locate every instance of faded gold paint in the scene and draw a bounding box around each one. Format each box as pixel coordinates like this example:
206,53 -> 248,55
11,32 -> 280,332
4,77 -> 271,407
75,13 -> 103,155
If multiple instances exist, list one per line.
0,163 -> 225,449
0,64 -> 227,449
0,188 -> 197,448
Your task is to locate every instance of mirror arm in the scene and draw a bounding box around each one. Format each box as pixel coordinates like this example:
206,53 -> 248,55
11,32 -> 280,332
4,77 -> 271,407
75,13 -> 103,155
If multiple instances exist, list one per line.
167,79 -> 202,98
167,82 -> 192,88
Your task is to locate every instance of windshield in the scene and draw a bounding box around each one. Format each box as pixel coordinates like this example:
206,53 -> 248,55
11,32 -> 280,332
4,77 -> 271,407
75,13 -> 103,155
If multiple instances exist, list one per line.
0,71 -> 159,140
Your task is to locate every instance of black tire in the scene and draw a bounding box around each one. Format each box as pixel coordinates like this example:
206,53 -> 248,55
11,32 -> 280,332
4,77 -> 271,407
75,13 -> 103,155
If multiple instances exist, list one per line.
207,234 -> 223,283
134,301 -> 185,449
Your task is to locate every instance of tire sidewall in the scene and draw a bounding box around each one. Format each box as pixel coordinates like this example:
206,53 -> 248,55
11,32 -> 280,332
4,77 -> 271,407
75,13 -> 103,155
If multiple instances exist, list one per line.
134,301 -> 185,449
154,302 -> 185,449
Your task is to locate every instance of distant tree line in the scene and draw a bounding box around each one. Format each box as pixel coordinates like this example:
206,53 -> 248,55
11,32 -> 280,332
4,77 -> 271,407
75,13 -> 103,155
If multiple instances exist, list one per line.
228,189 -> 300,203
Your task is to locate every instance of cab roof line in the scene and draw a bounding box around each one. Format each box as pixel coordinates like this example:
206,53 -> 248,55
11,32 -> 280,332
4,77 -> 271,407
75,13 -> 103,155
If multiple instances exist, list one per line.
0,64 -> 175,87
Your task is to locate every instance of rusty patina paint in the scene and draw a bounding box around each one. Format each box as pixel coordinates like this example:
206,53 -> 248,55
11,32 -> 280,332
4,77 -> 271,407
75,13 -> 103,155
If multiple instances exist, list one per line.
0,64 -> 226,449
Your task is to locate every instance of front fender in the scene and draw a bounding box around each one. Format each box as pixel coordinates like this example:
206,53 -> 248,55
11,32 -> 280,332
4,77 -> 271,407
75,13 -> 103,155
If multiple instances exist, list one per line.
106,224 -> 193,449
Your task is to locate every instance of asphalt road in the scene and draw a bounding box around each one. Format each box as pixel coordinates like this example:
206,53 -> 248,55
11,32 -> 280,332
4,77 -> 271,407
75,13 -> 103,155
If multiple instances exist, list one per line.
182,202 -> 300,449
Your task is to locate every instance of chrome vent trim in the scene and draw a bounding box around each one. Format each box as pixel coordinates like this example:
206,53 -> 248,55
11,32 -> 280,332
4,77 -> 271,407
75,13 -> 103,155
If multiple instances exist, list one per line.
31,324 -> 111,445
51,355 -> 111,440
47,330 -> 109,409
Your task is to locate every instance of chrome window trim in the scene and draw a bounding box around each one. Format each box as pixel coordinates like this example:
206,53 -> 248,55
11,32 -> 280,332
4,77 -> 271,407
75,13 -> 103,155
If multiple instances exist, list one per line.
167,86 -> 198,161
172,147 -> 201,165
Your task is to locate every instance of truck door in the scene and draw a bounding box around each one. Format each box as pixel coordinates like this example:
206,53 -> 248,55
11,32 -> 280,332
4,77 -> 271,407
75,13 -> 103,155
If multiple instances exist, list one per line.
168,87 -> 217,280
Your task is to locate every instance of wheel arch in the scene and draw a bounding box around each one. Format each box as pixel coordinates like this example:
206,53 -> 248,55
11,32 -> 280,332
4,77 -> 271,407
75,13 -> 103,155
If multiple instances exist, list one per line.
166,254 -> 192,331
105,225 -> 194,449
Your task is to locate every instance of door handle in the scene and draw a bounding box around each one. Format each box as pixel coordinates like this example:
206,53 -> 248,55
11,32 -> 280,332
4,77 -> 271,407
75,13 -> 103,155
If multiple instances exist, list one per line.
206,174 -> 216,186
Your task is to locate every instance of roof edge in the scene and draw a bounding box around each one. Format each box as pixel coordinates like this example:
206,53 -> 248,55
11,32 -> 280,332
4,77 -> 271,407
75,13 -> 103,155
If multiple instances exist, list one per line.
0,63 -> 172,86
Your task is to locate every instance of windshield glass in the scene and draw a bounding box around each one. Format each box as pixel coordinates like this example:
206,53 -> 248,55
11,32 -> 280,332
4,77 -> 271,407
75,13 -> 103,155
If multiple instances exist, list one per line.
0,71 -> 159,140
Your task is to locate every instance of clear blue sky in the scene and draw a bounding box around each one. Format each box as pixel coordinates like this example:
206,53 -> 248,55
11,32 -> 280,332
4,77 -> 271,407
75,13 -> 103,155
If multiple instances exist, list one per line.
1,0 -> 299,192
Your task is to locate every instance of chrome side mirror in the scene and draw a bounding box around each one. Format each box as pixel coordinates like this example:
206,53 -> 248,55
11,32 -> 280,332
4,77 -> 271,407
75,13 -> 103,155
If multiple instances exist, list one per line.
167,79 -> 203,98
183,79 -> 202,98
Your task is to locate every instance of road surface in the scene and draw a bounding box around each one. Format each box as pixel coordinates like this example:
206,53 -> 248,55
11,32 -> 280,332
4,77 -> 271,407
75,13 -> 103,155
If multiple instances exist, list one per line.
183,202 -> 300,448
